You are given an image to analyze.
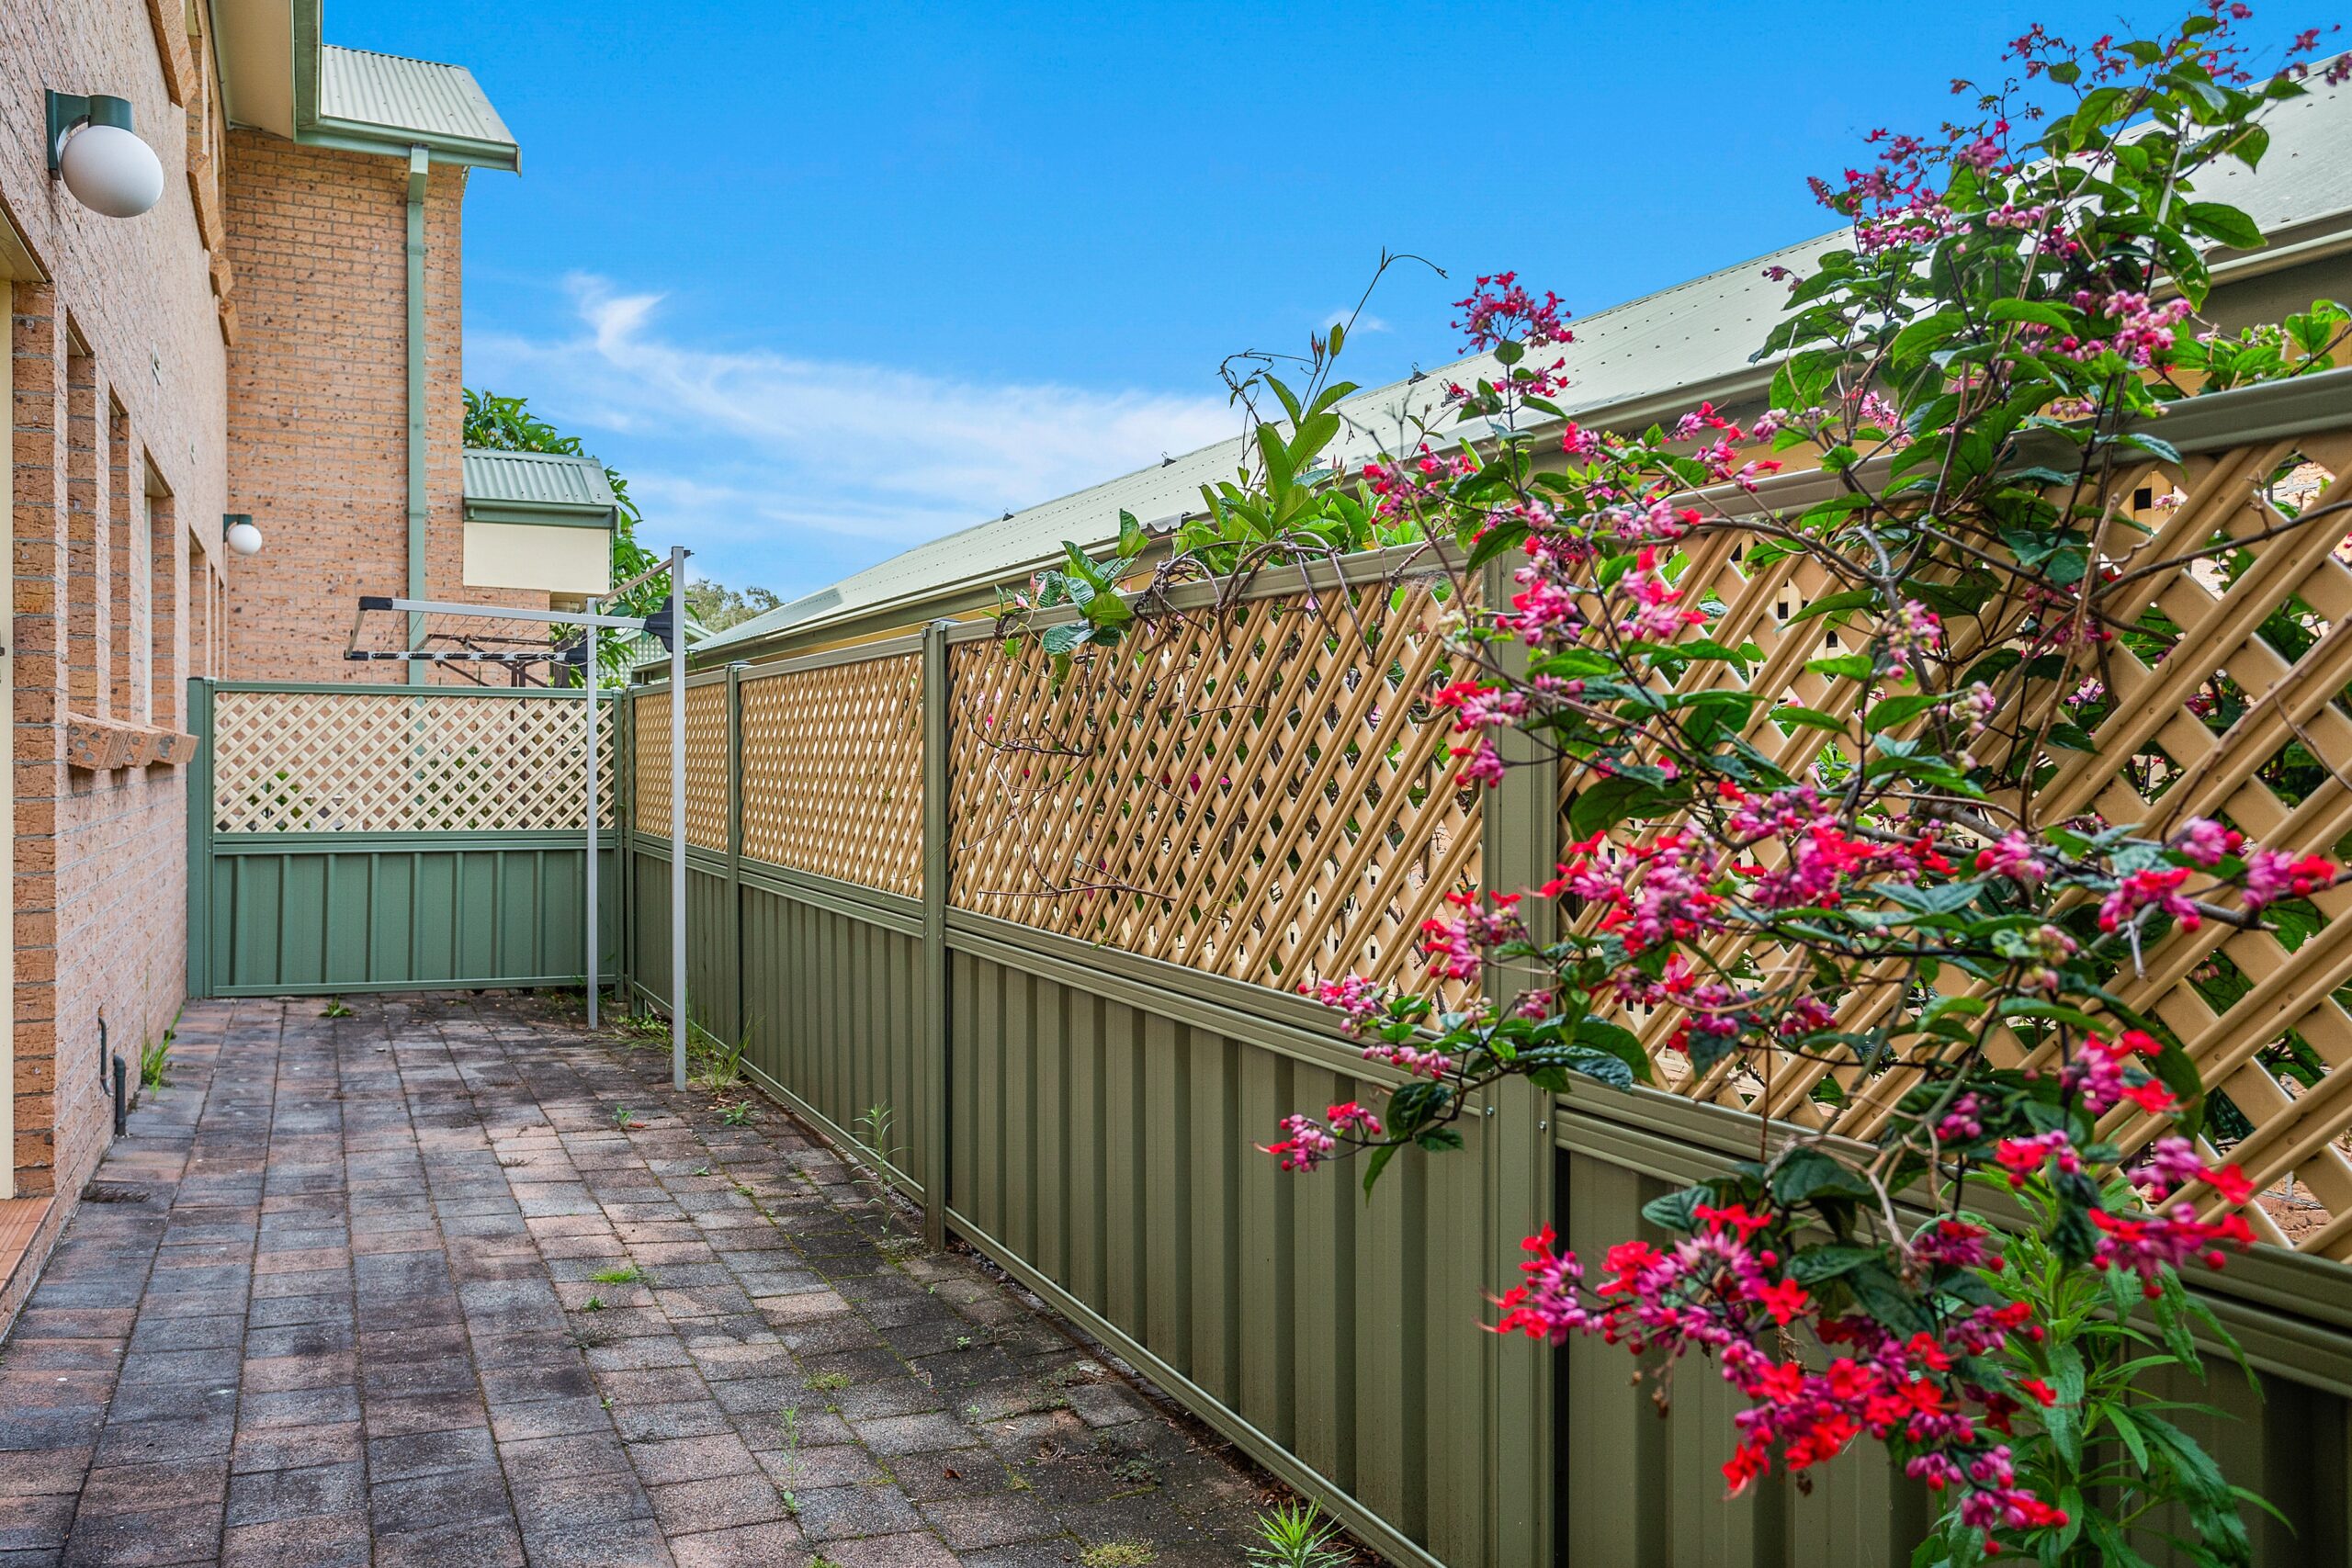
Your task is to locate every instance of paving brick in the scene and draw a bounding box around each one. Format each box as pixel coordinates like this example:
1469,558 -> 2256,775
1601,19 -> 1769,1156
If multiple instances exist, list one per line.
1,998 -> 1295,1567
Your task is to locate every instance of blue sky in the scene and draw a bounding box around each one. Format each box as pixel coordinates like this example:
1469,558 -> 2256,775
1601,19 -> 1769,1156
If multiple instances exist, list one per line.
345,0 -> 2159,601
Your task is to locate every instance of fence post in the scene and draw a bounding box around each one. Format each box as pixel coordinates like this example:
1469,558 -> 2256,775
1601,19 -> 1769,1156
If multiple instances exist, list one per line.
616,690 -> 633,1007
1479,556 -> 1556,1566
727,663 -> 746,1044
921,620 -> 951,1250
185,678 -> 214,999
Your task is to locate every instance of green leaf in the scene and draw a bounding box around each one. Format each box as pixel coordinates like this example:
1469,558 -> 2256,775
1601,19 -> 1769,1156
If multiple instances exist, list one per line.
1770,1148 -> 1877,1206
1640,1184 -> 1712,1234
1114,510 -> 1148,560
1786,1244 -> 1879,1285
1039,623 -> 1092,657
1772,707 -> 1849,733
1788,590 -> 1876,626
1568,776 -> 1686,839
2182,199 -> 2266,251
1570,1019 -> 1654,1086
1362,1141 -> 1399,1196
1889,310 -> 1967,367
1988,298 -> 2075,331
1865,694 -> 1940,733
1467,523 -> 1530,572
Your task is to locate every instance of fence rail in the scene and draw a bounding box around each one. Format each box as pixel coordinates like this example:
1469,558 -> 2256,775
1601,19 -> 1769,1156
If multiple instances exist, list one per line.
620,377 -> 2352,1567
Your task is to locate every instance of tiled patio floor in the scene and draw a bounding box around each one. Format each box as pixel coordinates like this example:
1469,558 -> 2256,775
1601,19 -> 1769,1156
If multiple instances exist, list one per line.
0,993 -> 1295,1566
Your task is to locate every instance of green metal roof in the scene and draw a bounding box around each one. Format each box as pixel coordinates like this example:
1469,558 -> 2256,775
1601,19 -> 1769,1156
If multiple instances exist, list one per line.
462,449 -> 617,527
308,46 -> 519,170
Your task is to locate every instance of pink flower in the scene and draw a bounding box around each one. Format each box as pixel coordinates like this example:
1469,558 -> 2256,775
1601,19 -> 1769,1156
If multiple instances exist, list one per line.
1261,1114 -> 1337,1173
2172,818 -> 2242,869
2244,848 -> 2336,909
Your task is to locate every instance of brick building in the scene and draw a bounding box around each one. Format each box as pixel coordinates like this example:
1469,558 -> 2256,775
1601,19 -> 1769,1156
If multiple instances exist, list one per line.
0,0 -> 528,1322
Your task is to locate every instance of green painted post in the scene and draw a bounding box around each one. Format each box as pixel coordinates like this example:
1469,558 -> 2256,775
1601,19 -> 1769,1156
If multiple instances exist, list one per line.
185,678 -> 215,998
727,663 -> 746,1044
921,620 -> 951,1249
1479,556 -> 1556,1567
616,689 -> 633,1004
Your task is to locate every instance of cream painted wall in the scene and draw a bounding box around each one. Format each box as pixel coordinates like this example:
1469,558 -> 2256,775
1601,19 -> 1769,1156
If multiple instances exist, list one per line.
462,520 -> 611,596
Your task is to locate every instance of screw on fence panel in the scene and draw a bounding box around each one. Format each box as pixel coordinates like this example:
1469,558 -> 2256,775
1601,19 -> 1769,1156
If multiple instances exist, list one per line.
921,619 -> 951,1251
1478,554 -> 1556,1566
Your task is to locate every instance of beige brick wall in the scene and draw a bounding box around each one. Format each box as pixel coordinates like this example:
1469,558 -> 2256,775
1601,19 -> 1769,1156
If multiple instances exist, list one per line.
2,0 -> 227,1246
224,134 -> 524,684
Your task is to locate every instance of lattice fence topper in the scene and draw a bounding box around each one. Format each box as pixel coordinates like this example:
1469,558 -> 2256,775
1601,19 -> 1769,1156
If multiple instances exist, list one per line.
210,688 -> 614,834
1567,433 -> 2352,1258
946,577 -> 1483,1003
630,682 -> 729,851
741,653 -> 923,896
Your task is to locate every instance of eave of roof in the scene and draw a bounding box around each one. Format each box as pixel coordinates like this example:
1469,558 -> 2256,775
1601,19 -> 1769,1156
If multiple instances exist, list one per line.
214,0 -> 519,170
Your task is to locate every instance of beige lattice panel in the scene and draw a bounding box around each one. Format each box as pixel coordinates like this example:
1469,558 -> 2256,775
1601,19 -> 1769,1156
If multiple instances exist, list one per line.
946,579 -> 1481,1002
211,689 -> 614,833
628,683 -> 729,851
1570,431 -> 2352,1259
740,654 -> 923,895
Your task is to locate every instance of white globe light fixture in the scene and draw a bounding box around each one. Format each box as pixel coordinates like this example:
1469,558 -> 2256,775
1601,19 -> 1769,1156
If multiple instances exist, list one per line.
47,92 -> 164,219
223,514 -> 264,558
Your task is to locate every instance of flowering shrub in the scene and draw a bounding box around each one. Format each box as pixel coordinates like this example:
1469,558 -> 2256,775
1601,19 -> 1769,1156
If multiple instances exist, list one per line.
1007,7 -> 2352,1563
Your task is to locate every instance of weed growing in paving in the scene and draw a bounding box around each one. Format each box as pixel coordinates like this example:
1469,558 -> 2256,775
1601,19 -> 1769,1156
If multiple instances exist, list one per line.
317,998 -> 354,1019
591,1264 -> 644,1285
582,1295 -> 605,1313
609,1105 -> 644,1130
138,1032 -> 173,1093
720,1100 -> 758,1127
1246,1502 -> 1351,1568
806,1371 -> 850,1392
1080,1544 -> 1158,1567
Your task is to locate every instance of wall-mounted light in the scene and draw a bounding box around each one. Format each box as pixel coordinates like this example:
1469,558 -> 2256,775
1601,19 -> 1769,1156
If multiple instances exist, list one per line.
223,514 -> 264,557
46,92 -> 164,219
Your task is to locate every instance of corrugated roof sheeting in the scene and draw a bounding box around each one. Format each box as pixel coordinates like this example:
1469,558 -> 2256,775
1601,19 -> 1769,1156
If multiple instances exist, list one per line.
318,46 -> 516,154
705,85 -> 2352,655
462,449 -> 618,512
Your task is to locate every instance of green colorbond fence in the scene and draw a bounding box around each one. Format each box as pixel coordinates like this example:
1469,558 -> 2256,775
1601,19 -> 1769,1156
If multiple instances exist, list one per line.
188,679 -> 617,998
614,543 -> 2352,1565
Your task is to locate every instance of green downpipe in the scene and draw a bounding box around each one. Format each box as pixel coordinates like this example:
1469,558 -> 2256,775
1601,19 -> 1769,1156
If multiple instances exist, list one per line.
404,145 -> 429,684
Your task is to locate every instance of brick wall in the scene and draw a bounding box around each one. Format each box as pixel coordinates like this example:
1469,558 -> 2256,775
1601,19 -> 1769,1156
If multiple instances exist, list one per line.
1,0 -> 227,1317
224,134 -> 517,684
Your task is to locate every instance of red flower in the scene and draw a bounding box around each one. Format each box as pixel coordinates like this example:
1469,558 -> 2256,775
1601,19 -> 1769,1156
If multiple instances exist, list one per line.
1755,1277 -> 1810,1325
2016,1379 -> 2058,1407
2201,1163 -> 2256,1204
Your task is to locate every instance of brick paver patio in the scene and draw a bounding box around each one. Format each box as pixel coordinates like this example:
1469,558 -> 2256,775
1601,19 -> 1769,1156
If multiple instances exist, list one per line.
0,994 -> 1297,1566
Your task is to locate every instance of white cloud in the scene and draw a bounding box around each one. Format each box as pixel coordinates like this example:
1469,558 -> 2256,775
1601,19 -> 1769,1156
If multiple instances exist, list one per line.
467,276 -> 1236,595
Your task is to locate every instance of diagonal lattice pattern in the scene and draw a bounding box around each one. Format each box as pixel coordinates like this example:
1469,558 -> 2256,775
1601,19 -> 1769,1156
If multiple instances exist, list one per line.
211,689 -> 613,834
944,578 -> 1482,1002
630,682 -> 729,851
1579,432 -> 2352,1258
740,654 -> 924,896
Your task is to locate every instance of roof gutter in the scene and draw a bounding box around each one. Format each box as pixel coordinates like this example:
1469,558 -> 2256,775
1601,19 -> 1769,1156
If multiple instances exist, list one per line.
405,144 -> 428,684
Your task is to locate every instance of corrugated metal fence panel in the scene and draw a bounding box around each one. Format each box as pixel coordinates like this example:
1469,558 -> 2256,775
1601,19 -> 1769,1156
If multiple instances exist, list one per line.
738,880 -> 928,1197
943,944 -> 1498,1567
207,840 -> 616,995
1555,1087 -> 2352,1568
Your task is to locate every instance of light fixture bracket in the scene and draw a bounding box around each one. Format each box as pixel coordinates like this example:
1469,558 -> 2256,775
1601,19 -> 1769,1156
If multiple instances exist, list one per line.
46,91 -> 133,175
